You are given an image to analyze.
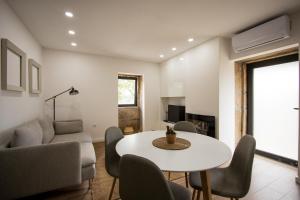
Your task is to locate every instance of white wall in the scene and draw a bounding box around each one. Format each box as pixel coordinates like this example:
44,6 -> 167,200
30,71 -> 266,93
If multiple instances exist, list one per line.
43,49 -> 160,141
160,38 -> 229,142
0,0 -> 43,132
184,38 -> 220,119
218,38 -> 235,150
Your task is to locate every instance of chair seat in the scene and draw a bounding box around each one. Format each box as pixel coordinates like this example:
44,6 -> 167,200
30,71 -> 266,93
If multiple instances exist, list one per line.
189,169 -> 244,198
168,181 -> 191,200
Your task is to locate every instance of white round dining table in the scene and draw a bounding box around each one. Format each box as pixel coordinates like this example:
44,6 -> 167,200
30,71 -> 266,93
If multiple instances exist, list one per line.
116,130 -> 232,200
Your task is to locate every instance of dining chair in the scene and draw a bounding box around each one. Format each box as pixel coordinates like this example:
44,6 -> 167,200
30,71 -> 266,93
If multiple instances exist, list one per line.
119,154 -> 191,200
173,121 -> 197,187
173,121 -> 197,133
189,135 -> 256,200
105,126 -> 124,200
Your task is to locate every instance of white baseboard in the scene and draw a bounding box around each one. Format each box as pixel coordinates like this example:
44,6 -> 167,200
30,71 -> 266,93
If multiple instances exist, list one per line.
92,137 -> 104,143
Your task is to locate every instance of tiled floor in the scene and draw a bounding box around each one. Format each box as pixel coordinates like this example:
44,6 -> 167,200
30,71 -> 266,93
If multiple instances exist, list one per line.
23,142 -> 299,200
239,155 -> 299,200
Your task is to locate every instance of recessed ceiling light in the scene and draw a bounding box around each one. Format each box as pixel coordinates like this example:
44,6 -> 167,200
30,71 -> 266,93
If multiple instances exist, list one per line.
180,57 -> 184,61
65,11 -> 74,18
68,30 -> 76,35
71,42 -> 77,47
159,54 -> 164,58
188,38 -> 194,42
172,47 -> 177,51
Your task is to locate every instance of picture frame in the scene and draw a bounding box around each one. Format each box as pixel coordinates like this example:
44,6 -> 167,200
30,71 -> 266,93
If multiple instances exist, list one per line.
28,59 -> 42,94
1,38 -> 26,92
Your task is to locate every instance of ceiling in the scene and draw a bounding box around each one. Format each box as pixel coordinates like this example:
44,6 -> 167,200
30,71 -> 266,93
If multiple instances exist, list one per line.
7,0 -> 300,63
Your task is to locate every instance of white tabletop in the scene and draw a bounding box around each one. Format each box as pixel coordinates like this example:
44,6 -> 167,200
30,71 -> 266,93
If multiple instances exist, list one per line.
116,130 -> 232,172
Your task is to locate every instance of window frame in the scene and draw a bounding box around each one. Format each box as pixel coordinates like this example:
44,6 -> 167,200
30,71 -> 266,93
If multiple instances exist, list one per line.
118,76 -> 138,107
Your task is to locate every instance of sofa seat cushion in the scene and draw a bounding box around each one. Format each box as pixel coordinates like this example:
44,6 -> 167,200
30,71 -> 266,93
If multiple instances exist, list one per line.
51,132 -> 92,144
11,120 -> 43,147
81,143 -> 96,167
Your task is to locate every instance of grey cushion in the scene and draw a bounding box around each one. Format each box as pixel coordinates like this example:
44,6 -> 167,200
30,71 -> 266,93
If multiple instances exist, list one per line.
51,132 -> 92,144
11,120 -> 43,147
39,116 -> 55,144
168,181 -> 191,200
54,120 -> 83,135
81,143 -> 96,167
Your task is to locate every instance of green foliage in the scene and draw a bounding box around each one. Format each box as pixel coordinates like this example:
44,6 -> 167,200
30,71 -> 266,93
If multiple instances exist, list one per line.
118,79 -> 136,105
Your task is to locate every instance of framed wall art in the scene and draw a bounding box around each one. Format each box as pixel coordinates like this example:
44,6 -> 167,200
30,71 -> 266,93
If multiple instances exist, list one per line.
1,39 -> 26,92
28,59 -> 42,94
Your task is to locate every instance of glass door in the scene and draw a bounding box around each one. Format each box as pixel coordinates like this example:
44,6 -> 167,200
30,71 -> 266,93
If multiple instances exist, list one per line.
247,54 -> 299,165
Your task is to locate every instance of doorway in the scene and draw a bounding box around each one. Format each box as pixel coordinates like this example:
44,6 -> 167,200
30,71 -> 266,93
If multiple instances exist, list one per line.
247,53 -> 299,166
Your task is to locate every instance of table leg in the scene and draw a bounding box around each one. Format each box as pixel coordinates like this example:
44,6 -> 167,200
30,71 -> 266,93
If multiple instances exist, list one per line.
200,170 -> 212,200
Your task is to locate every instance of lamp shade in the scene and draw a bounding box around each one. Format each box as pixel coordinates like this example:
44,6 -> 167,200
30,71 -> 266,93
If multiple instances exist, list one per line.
69,87 -> 79,95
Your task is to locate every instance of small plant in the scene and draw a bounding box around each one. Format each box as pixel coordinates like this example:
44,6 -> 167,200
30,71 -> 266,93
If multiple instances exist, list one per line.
166,126 -> 176,135
166,126 -> 176,144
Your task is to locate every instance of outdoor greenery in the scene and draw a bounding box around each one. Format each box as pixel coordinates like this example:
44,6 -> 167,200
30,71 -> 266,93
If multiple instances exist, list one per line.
118,78 -> 136,105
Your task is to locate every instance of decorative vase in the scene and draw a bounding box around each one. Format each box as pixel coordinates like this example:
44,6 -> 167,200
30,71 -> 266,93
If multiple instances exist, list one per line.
166,134 -> 176,144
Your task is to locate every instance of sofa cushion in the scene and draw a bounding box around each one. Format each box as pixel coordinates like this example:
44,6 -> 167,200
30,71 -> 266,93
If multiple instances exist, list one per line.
11,120 -> 43,147
39,116 -> 55,144
51,132 -> 92,144
81,143 -> 96,167
54,120 -> 83,135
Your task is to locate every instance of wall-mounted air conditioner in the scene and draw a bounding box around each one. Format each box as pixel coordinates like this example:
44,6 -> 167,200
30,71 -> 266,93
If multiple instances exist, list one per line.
232,15 -> 290,52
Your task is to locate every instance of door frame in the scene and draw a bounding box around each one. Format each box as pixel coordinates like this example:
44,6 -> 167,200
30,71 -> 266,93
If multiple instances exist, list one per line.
246,53 -> 299,166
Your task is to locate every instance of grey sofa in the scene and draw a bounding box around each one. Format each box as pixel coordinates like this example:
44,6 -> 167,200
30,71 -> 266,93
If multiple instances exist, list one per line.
0,117 -> 96,199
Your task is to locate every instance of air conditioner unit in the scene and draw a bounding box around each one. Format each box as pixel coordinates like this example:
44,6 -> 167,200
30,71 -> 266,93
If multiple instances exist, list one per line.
232,15 -> 290,52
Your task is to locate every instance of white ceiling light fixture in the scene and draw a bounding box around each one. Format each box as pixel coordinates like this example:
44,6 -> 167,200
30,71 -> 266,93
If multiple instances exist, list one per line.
180,57 -> 184,61
171,47 -> 177,51
65,11 -> 74,18
68,30 -> 76,35
71,42 -> 77,47
188,38 -> 194,42
159,54 -> 164,58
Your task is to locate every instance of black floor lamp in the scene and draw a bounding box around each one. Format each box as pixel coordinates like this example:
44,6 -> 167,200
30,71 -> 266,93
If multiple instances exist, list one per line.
45,86 -> 79,120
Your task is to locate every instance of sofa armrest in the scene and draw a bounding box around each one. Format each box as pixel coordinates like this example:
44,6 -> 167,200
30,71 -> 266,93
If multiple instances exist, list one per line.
54,119 -> 83,135
0,142 -> 81,199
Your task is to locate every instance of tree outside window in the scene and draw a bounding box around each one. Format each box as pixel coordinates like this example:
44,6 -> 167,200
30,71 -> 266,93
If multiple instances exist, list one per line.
118,76 -> 137,106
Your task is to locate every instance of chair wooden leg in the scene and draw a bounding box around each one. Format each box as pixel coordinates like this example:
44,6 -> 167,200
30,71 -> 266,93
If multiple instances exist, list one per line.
89,179 -> 94,200
196,190 -> 201,200
109,177 -> 117,200
192,189 -> 196,200
185,172 -> 189,188
168,171 -> 171,180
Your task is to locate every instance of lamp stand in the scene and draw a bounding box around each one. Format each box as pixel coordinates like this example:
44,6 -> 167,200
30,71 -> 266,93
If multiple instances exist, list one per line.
45,86 -> 79,121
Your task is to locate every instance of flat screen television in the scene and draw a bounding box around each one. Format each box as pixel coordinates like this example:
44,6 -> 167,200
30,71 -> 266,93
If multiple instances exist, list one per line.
167,105 -> 185,123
